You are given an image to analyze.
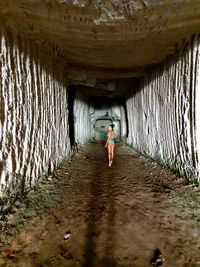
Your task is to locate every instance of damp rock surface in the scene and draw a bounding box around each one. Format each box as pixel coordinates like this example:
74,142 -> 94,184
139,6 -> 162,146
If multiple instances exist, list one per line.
1,144 -> 200,267
0,28 -> 71,190
126,34 -> 200,181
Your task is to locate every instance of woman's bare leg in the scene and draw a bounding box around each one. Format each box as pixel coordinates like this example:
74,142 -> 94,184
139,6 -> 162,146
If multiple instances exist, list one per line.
108,145 -> 111,165
110,145 -> 115,165
112,145 -> 115,161
108,145 -> 113,166
107,144 -> 115,166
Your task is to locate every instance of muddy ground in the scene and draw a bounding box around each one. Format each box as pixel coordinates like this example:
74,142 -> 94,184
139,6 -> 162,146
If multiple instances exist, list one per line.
1,143 -> 200,267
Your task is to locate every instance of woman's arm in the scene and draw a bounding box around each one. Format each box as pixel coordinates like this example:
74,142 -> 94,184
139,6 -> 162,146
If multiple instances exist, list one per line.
105,132 -> 110,147
105,137 -> 108,147
105,140 -> 108,148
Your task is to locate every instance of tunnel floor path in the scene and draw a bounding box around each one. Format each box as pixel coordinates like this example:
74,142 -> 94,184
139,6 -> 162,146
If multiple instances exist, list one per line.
1,143 -> 200,267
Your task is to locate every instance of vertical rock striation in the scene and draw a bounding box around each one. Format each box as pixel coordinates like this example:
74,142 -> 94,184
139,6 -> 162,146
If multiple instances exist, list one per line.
126,35 -> 200,181
74,90 -> 91,146
0,27 -> 71,192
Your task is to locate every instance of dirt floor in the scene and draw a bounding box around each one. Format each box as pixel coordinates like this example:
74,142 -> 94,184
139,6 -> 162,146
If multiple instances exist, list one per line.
1,143 -> 200,267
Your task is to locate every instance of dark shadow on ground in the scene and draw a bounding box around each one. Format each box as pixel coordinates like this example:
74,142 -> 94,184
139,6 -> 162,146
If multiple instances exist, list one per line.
82,143 -> 118,267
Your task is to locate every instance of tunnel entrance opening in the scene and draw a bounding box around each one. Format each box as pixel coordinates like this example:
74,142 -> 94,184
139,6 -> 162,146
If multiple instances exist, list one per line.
89,96 -> 128,143
70,81 -> 131,145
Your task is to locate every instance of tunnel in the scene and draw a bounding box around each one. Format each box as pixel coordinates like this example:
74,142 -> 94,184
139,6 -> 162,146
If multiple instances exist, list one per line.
0,1 -> 200,266
69,82 -> 129,147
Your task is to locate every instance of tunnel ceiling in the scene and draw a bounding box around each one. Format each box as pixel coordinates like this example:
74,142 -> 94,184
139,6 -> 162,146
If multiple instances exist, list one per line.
0,0 -> 200,83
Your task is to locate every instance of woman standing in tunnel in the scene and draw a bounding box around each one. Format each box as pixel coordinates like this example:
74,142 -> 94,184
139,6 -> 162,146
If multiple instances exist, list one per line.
105,124 -> 115,167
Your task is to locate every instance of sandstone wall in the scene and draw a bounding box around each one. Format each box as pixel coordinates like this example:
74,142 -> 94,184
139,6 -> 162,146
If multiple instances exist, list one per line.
74,91 -> 91,146
0,27 -> 71,192
126,35 -> 200,181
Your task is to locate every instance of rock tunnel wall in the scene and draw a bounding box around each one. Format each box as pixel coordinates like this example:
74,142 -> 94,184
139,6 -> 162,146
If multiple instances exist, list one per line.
126,35 -> 200,182
74,90 -> 91,147
0,28 -> 71,192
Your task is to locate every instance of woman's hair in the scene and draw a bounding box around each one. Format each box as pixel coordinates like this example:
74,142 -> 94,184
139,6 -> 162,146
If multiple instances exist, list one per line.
109,124 -> 115,130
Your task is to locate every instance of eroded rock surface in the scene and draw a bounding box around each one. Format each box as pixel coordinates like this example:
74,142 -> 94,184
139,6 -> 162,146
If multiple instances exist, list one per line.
126,34 -> 200,181
0,1 -> 200,190
0,28 -> 70,190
